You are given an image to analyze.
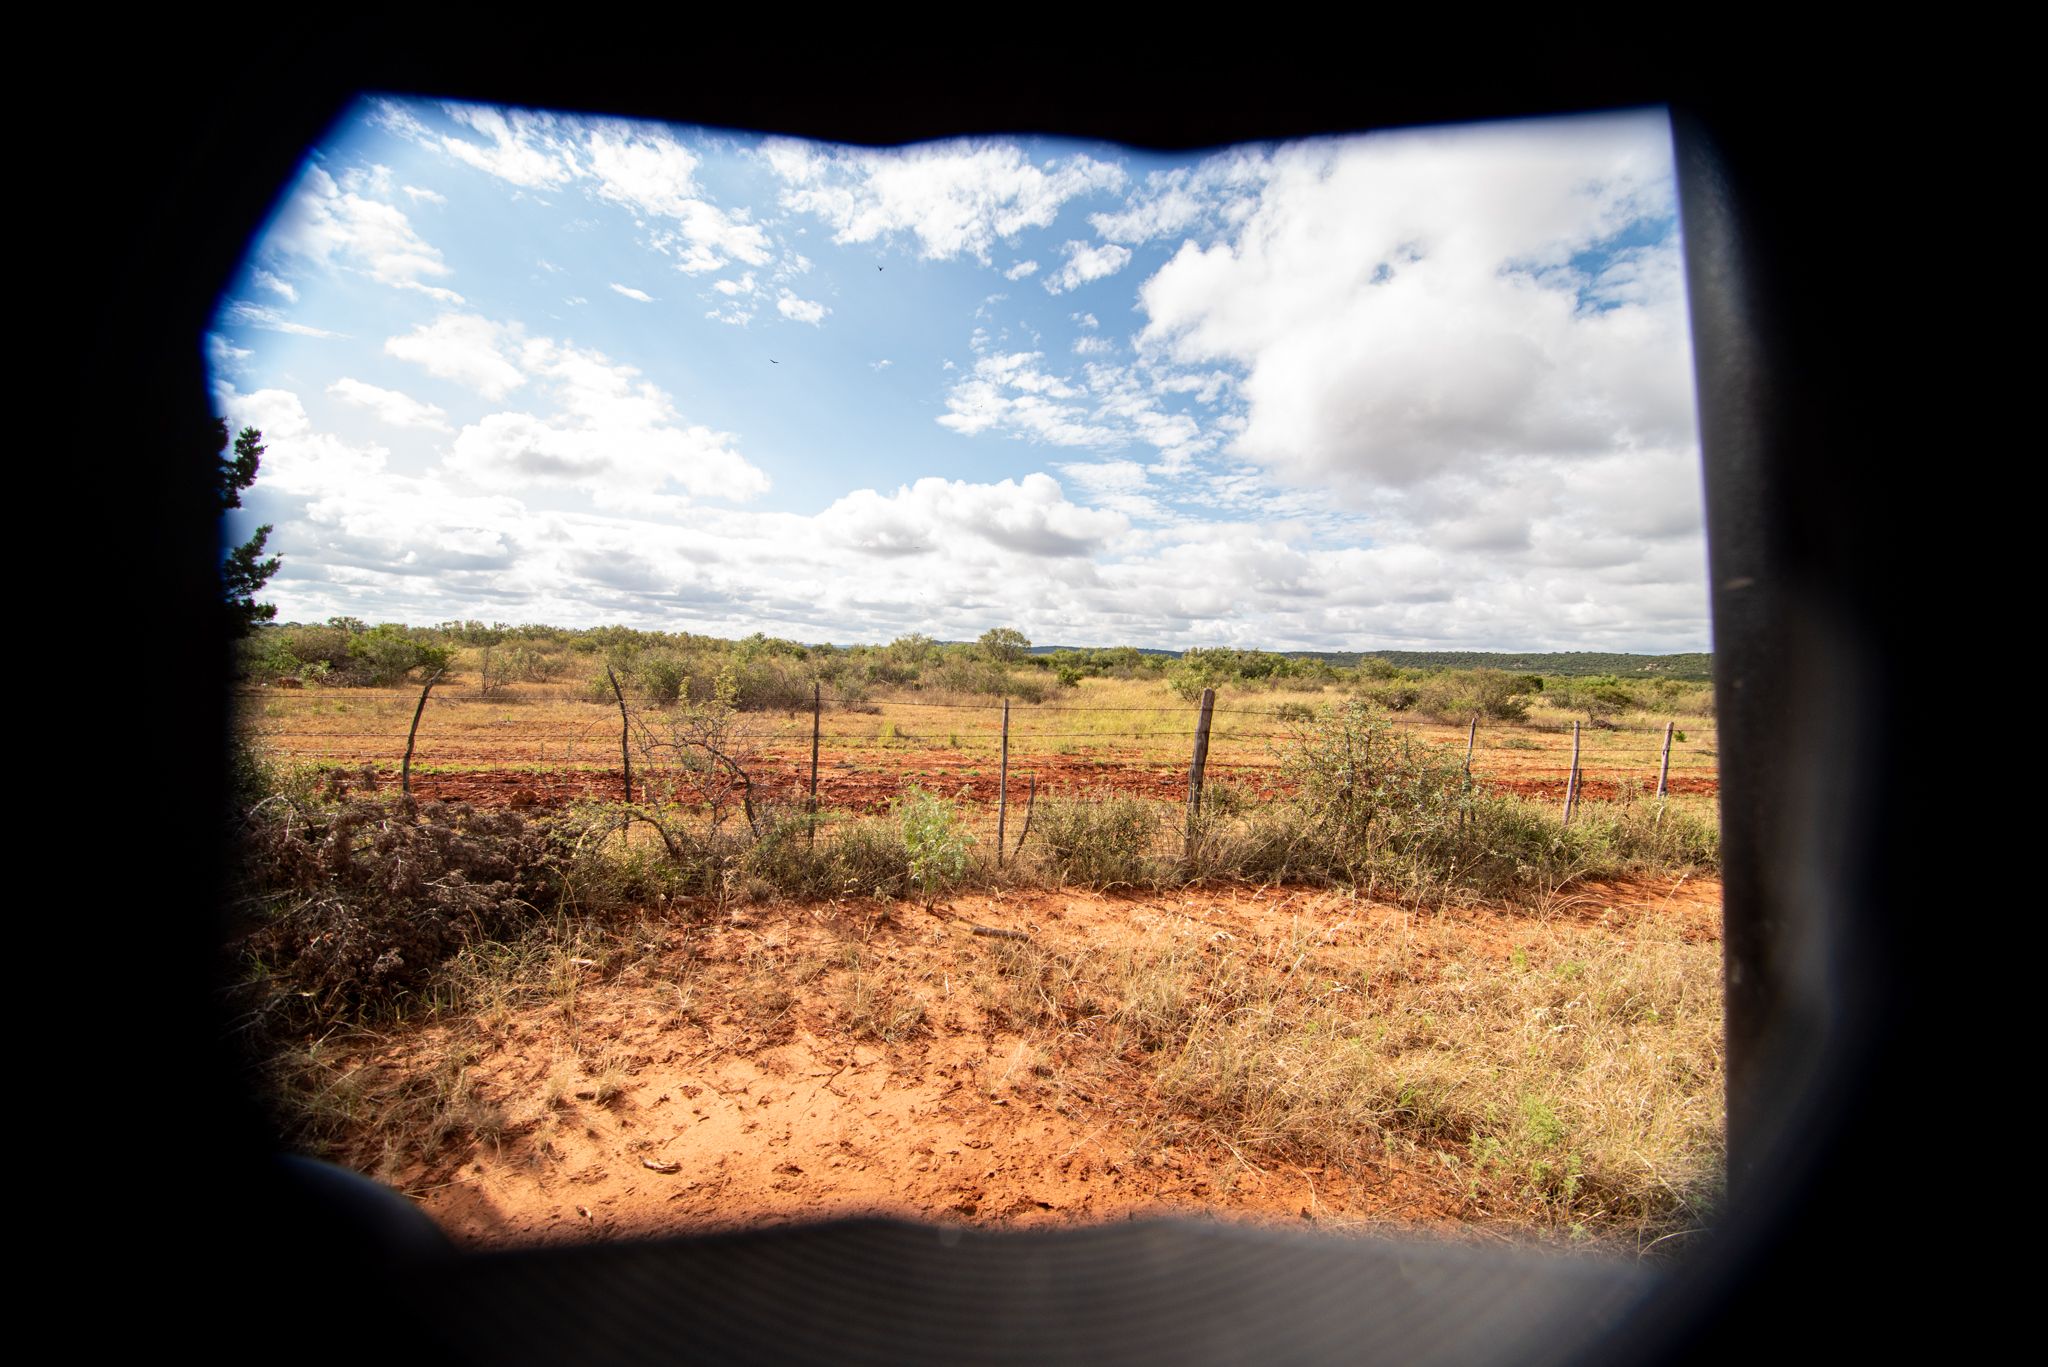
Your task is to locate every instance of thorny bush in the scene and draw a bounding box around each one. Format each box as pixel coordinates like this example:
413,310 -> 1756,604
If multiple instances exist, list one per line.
234,796 -> 560,1023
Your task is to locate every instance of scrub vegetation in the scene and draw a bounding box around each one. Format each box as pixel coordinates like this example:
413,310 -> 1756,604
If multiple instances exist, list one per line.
226,633 -> 1723,1254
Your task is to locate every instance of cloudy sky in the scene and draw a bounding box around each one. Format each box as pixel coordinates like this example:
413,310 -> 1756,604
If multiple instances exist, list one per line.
209,98 -> 1706,651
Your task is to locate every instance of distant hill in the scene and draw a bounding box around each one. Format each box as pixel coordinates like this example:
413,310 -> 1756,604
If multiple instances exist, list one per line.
1018,644 -> 1712,678
1327,650 -> 1714,679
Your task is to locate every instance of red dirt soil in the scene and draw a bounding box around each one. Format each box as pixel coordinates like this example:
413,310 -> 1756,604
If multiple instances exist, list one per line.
384,754 -> 1715,812
334,878 -> 1723,1249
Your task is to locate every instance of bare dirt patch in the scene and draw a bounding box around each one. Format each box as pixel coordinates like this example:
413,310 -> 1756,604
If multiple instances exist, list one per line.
292,878 -> 1721,1251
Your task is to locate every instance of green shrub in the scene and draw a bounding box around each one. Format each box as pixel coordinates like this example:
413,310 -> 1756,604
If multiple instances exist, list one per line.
255,623 -> 356,678
553,804 -> 713,910
1413,669 -> 1533,724
827,820 -> 913,899
1168,654 -> 1232,702
1276,699 -> 1485,895
1552,675 -> 1639,721
1034,791 -> 1161,887
921,655 -> 1048,703
733,655 -> 815,713
1575,796 -> 1720,874
1184,803 -> 1316,885
865,656 -> 922,686
895,787 -> 975,900
347,626 -> 454,685
1367,683 -> 1422,711
738,810 -> 837,898
500,643 -> 565,682
636,651 -> 689,707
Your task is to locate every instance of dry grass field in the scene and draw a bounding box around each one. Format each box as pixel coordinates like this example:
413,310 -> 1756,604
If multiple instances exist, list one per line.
236,669 -> 1719,839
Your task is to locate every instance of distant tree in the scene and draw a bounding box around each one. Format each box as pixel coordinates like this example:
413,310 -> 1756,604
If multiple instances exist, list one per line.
979,626 -> 1030,664
216,419 -> 280,635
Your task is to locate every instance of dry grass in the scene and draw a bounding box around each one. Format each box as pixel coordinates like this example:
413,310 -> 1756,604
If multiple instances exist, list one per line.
951,902 -> 1722,1246
236,669 -> 1717,790
836,943 -> 933,1042
261,880 -> 1721,1249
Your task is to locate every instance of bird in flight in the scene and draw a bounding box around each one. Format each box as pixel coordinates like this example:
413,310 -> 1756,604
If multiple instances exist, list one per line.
770,358 -> 779,364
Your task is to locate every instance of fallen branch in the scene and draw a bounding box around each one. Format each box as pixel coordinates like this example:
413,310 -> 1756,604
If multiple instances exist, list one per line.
1012,773 -> 1036,860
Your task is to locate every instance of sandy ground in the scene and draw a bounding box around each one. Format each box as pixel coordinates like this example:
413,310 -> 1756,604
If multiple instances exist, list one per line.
317,878 -> 1721,1250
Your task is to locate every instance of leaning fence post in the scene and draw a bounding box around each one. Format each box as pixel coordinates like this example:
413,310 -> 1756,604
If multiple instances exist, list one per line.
996,697 -> 1011,866
809,681 -> 822,846
1562,720 -> 1581,825
1186,686 -> 1216,856
400,667 -> 445,803
606,664 -> 632,804
1465,715 -> 1478,775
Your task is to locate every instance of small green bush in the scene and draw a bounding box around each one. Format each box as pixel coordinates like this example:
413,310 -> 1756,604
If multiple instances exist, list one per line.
828,820 -> 913,899
896,787 -> 975,900
1034,791 -> 1161,887
348,626 -> 454,685
500,643 -> 565,682
733,655 -> 816,713
636,651 -> 689,707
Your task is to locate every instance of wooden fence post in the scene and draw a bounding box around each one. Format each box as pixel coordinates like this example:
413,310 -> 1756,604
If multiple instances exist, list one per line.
400,668 -> 445,802
809,681 -> 822,846
996,698 -> 1010,866
1562,720 -> 1581,825
1465,715 -> 1478,775
1186,687 -> 1216,856
606,664 -> 632,804
1656,720 -> 1674,800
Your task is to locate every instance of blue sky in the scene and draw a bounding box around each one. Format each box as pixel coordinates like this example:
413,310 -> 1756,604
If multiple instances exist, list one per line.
210,99 -> 1706,651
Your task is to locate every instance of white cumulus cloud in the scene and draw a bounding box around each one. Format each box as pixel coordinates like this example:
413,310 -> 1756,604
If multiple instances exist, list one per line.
1045,240 -> 1133,294
765,138 -> 1125,264
328,378 -> 453,431
385,313 -> 527,400
817,473 -> 1127,560
442,332 -> 771,509
776,290 -> 829,325
1136,111 -> 1694,497
264,165 -> 463,302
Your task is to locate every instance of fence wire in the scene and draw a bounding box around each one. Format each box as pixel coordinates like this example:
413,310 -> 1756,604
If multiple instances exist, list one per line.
238,678 -> 1718,828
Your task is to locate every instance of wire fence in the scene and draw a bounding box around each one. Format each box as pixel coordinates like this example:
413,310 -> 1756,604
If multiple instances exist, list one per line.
235,677 -> 1719,844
